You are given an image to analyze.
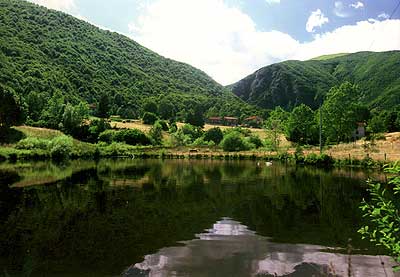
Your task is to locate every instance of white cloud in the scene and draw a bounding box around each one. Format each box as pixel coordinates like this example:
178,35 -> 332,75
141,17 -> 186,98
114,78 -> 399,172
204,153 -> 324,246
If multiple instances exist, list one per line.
28,0 -> 76,12
129,0 -> 298,84
128,0 -> 400,85
294,19 -> 400,60
378,13 -> 390,20
334,1 -> 350,18
265,0 -> 280,4
350,1 -> 364,9
306,9 -> 329,33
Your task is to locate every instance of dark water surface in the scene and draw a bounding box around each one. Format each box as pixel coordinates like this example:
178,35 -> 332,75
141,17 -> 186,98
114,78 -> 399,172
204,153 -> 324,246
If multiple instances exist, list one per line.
0,159 -> 395,276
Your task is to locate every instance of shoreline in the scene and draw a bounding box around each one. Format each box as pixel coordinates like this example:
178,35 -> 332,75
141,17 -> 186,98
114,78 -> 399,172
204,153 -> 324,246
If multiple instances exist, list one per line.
0,145 -> 393,169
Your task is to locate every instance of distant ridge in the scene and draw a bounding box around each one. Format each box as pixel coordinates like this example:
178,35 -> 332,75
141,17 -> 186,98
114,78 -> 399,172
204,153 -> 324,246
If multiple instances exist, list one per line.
230,51 -> 400,111
310,53 -> 349,61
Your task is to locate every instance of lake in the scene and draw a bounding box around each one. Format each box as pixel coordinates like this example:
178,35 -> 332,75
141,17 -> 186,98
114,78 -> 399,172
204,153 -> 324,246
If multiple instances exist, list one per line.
0,159 -> 396,276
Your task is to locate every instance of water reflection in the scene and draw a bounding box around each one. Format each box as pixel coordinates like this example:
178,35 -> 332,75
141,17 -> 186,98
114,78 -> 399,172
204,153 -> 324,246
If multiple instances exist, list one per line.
127,218 -> 395,277
0,159 -> 392,276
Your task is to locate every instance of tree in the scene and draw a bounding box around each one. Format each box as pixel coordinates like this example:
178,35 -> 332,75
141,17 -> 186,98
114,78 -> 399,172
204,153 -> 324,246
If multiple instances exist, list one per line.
321,82 -> 363,143
265,107 -> 289,150
142,112 -> 158,125
26,91 -> 46,122
0,84 -> 24,129
149,121 -> 163,145
62,102 -> 89,135
204,127 -> 223,144
143,100 -> 158,115
97,93 -> 110,118
158,99 -> 175,120
41,90 -> 65,129
286,104 -> 317,145
220,131 -> 248,152
185,106 -> 204,128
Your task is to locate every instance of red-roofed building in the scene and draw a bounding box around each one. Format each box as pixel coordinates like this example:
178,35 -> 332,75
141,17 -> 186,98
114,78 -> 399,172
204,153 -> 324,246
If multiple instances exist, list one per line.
243,116 -> 263,128
208,117 -> 223,125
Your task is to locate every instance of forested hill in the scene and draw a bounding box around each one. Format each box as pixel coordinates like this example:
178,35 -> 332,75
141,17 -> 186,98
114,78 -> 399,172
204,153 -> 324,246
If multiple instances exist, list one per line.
230,51 -> 400,111
0,0 -> 258,119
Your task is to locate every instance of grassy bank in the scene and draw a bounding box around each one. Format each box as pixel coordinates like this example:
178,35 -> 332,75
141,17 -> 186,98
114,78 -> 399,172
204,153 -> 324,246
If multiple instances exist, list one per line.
0,125 -> 396,169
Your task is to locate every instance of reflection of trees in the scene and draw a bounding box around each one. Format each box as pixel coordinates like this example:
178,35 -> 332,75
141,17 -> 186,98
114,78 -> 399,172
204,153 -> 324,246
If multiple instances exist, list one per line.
0,160 -> 381,275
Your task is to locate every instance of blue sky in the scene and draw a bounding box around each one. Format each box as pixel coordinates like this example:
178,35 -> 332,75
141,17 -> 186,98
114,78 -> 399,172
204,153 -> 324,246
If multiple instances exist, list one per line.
29,0 -> 400,84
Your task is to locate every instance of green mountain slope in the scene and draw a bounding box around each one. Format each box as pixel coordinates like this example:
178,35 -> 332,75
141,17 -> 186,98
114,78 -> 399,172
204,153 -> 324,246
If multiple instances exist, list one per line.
230,51 -> 400,111
0,0 -> 258,119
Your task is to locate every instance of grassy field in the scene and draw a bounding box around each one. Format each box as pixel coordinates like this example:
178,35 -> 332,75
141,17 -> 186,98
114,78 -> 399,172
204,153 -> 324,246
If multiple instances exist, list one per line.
14,126 -> 64,139
300,132 -> 400,162
111,120 -> 288,144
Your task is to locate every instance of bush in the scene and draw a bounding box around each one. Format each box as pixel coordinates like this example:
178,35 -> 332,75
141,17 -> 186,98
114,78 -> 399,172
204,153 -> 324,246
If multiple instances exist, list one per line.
142,112 -> 158,125
246,135 -> 263,149
204,127 -> 223,144
359,164 -> 400,270
156,120 -> 169,131
48,136 -> 73,160
149,122 -> 163,145
99,129 -> 152,146
181,124 -> 203,140
15,137 -> 49,150
220,132 -> 248,152
98,130 -> 115,144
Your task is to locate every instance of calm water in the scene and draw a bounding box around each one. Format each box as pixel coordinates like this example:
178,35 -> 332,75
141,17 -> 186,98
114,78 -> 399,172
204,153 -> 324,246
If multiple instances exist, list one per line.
0,159 -> 396,276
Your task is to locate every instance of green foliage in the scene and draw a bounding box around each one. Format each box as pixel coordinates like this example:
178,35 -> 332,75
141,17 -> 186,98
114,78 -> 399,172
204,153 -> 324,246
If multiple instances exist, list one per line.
143,100 -> 158,115
158,99 -> 175,120
0,84 -> 25,129
265,107 -> 289,150
184,105 -> 205,127
181,124 -> 203,141
149,122 -> 163,145
98,129 -> 151,146
40,91 -> 65,129
97,93 -> 110,118
15,137 -> 49,150
321,82 -> 362,143
0,0 -> 260,123
368,109 -> 400,134
87,119 -> 111,142
245,135 -> 263,149
203,127 -> 223,144
359,164 -> 400,270
142,112 -> 158,125
48,135 -> 73,160
156,120 -> 169,131
98,130 -> 115,144
62,102 -> 89,135
286,104 -> 318,145
220,131 -> 249,152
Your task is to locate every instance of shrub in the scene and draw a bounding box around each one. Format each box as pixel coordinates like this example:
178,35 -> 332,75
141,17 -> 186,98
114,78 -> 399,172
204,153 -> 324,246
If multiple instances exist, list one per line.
246,135 -> 263,149
359,164 -> 400,270
48,136 -> 73,160
142,112 -> 158,125
181,124 -> 203,140
156,120 -> 169,131
220,132 -> 248,152
149,122 -> 163,145
16,137 -> 49,150
98,130 -> 115,144
100,129 -> 152,146
204,127 -> 223,144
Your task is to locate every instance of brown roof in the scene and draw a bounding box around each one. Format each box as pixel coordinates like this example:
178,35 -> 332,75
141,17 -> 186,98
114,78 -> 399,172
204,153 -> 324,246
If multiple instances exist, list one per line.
224,117 -> 238,121
245,116 -> 261,121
